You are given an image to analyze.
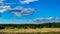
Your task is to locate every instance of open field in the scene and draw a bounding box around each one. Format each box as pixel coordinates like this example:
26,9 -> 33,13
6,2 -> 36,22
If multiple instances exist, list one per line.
0,23 -> 60,34
0,32 -> 60,34
1,28 -> 60,33
0,28 -> 60,34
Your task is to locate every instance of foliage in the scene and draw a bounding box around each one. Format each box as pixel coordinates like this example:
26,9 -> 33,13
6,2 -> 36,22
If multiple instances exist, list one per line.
0,22 -> 60,29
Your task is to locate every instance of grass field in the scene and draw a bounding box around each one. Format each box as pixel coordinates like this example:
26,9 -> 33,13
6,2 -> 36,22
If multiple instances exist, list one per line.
0,32 -> 60,34
0,23 -> 60,34
0,28 -> 60,34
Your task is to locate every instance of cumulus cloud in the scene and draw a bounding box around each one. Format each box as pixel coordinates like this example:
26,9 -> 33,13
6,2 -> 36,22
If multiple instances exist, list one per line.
0,0 -> 11,13
20,0 -> 38,4
0,6 -> 10,13
32,17 -> 60,23
0,1 -> 4,6
12,7 -> 37,16
0,5 -> 38,16
5,6 -> 38,16
0,0 -> 39,16
55,17 -> 60,20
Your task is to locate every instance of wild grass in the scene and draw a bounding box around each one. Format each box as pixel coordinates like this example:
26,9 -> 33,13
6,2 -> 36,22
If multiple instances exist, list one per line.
0,22 -> 60,34
0,32 -> 60,34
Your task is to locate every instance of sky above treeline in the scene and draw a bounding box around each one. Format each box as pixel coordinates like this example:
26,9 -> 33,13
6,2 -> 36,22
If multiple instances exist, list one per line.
0,0 -> 60,24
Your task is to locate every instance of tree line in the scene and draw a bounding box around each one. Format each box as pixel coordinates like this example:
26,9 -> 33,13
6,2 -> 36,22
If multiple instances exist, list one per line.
0,22 -> 60,29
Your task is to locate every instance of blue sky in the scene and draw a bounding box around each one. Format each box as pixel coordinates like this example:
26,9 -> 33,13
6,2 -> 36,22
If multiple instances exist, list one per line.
0,0 -> 60,24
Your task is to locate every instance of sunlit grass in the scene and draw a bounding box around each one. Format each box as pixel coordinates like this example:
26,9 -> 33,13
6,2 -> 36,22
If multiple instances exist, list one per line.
0,22 -> 60,34
0,32 -> 60,34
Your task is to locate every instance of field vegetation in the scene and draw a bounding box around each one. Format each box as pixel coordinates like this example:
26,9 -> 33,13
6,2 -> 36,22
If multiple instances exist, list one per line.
0,22 -> 60,34
0,22 -> 60,29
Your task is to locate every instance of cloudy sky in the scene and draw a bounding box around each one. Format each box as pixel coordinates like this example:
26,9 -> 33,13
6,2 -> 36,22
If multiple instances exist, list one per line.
0,0 -> 60,24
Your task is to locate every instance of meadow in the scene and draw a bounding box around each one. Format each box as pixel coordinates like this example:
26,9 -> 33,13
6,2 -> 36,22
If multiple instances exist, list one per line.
0,22 -> 60,34
0,32 -> 60,34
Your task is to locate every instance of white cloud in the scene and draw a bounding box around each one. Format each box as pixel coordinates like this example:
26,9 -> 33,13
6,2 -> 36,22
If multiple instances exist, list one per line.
7,6 -> 37,16
55,17 -> 60,20
20,0 -> 38,4
0,0 -> 39,17
0,0 -> 6,5
0,6 -> 10,13
0,1 -> 4,6
0,0 -> 11,13
0,9 -> 7,12
12,12 -> 22,16
0,5 -> 38,16
32,17 -> 60,23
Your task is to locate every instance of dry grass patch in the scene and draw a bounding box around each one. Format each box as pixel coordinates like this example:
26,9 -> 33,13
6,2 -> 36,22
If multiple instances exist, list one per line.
0,28 -> 60,33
